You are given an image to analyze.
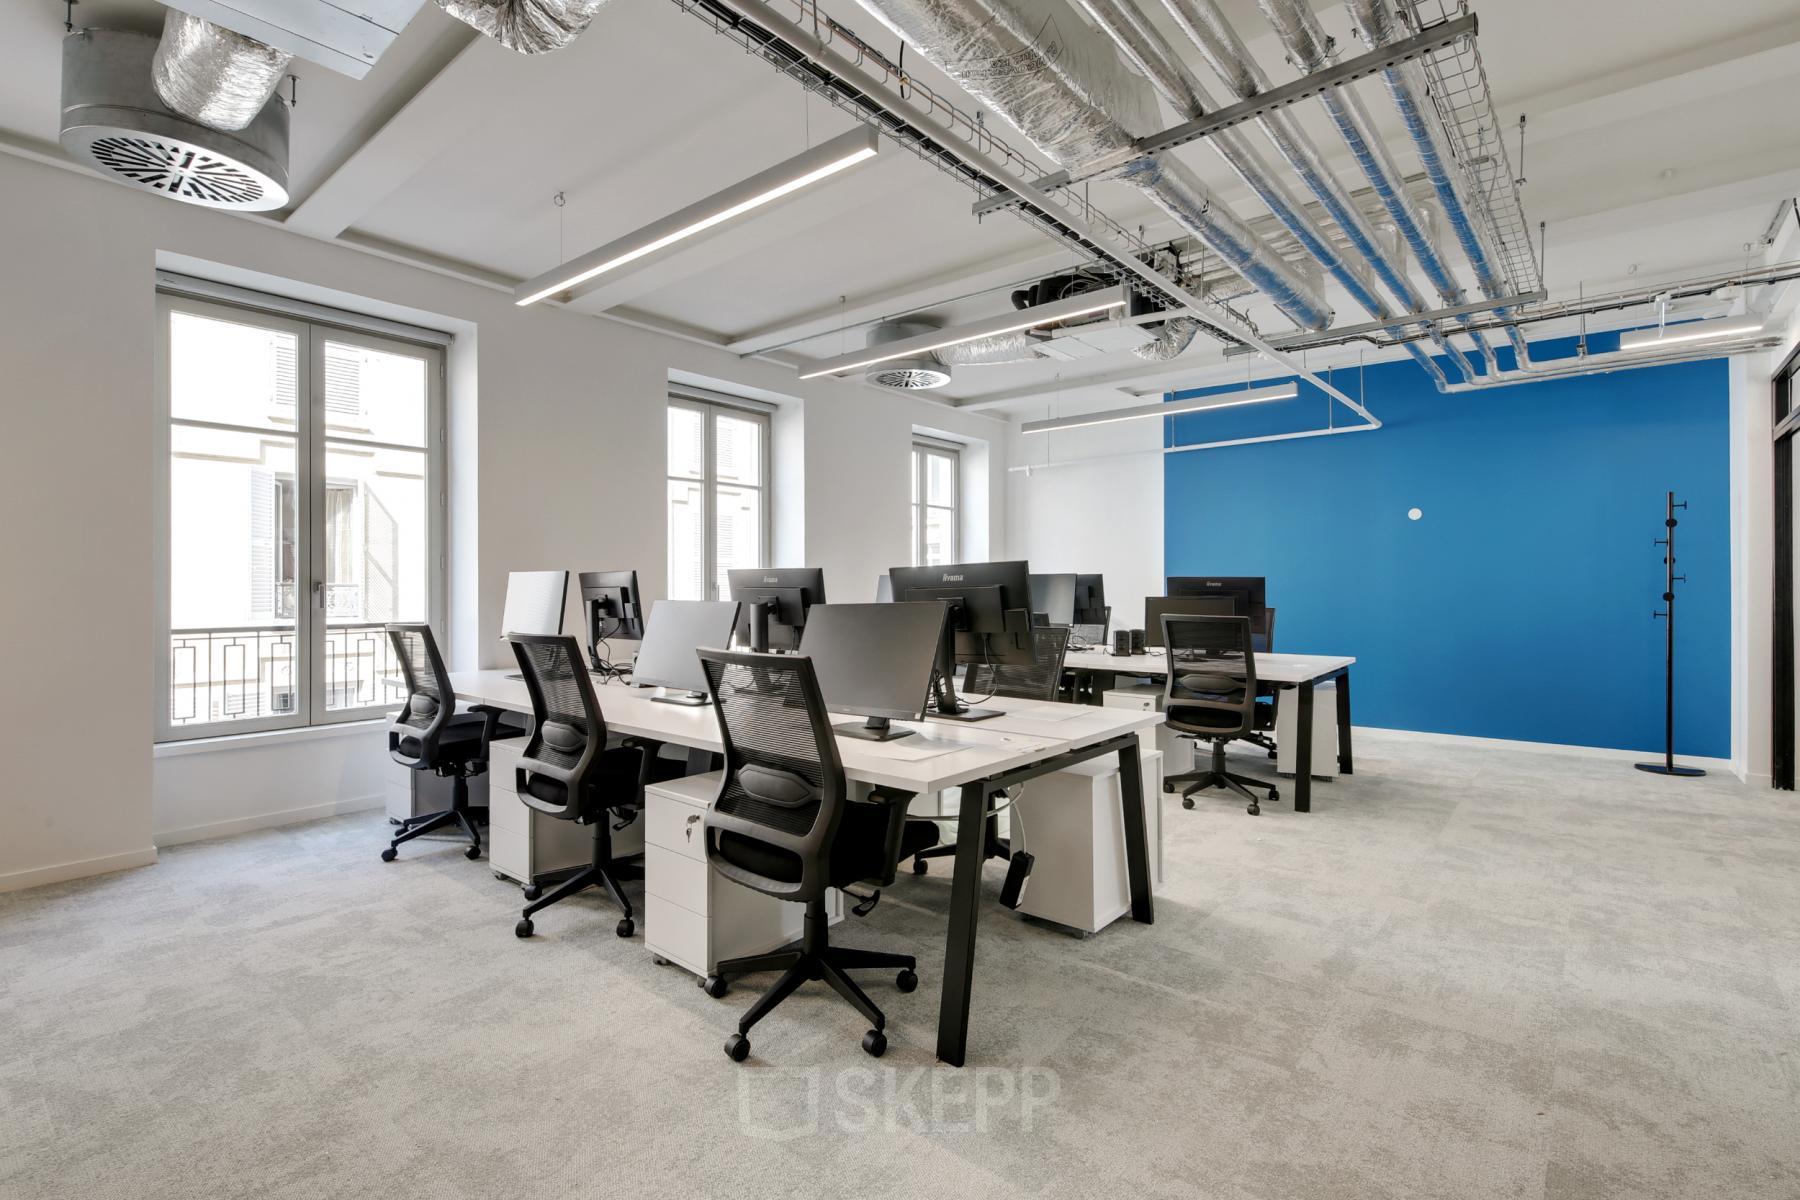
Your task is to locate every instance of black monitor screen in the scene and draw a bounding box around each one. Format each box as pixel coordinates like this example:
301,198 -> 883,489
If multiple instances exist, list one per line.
1028,573 -> 1077,626
888,560 -> 1034,667
1073,573 -> 1106,624
1145,595 -> 1237,648
580,569 -> 644,640
1167,575 -> 1266,626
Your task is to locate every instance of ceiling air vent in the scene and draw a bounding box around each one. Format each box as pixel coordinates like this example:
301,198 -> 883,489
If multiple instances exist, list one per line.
865,319 -> 950,390
59,29 -> 289,211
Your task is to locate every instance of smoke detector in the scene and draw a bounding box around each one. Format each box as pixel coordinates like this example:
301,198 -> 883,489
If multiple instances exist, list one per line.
60,29 -> 289,211
864,319 -> 951,390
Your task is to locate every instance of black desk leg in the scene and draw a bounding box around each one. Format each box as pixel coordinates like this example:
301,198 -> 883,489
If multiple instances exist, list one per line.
1117,742 -> 1155,924
1336,671 -> 1353,776
1294,682 -> 1315,814
936,780 -> 989,1067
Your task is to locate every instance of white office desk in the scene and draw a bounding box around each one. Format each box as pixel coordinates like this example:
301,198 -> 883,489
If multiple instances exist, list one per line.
448,669 -> 1159,1066
1060,649 -> 1357,813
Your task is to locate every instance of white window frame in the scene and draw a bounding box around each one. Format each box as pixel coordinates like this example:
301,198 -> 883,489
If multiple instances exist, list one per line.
154,291 -> 446,742
912,438 -> 961,567
667,395 -> 772,600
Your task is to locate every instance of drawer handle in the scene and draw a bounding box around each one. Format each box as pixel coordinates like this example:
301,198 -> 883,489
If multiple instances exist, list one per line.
686,814 -> 701,842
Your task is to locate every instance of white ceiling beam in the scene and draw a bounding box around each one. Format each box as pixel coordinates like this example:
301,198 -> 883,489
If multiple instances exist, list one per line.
723,242 -> 1082,355
1503,29 -> 1800,146
284,31 -> 532,239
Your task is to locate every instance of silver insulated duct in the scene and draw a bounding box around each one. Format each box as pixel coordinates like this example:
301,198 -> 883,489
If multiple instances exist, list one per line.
151,10 -> 291,133
61,28 -> 289,211
853,0 -> 1333,332
432,0 -> 613,53
932,331 -> 1043,366
866,320 -> 952,389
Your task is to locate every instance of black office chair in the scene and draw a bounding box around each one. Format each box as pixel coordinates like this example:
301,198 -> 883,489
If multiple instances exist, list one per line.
509,633 -> 649,940
1244,607 -> 1280,759
695,648 -> 921,1062
1159,614 -> 1281,816
908,625 -> 1071,875
381,623 -> 502,863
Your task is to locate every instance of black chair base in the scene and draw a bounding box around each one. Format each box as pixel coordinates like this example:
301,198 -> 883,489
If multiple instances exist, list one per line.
382,775 -> 484,860
1166,742 -> 1281,815
910,804 -> 1007,875
708,902 -> 917,1061
514,823 -> 639,939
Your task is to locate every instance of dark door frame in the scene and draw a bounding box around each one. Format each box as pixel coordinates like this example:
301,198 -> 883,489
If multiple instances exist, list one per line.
1774,339 -> 1798,790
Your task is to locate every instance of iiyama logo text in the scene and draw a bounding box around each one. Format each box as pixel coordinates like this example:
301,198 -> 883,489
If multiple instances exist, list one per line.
942,574 -> 963,582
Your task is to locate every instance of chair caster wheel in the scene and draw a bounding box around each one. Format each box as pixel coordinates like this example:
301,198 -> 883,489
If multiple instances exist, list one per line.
911,858 -> 928,875
896,969 -> 918,993
465,845 -> 481,860
1247,804 -> 1260,816
652,956 -> 669,966
515,919 -> 534,938
1162,781 -> 1174,793
1268,790 -> 1280,804
615,918 -> 635,938
380,847 -> 397,862
861,1029 -> 887,1058
725,1034 -> 750,1062
522,884 -> 542,901
1268,750 -> 1277,760
702,974 -> 728,998
1181,797 -> 1195,810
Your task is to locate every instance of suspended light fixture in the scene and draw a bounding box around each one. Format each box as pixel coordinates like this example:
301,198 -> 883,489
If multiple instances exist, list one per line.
515,126 -> 879,307
1618,316 -> 1767,352
1020,381 -> 1298,434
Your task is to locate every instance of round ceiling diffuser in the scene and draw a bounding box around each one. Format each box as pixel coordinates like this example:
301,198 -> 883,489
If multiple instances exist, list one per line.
864,319 -> 951,390
59,29 -> 289,212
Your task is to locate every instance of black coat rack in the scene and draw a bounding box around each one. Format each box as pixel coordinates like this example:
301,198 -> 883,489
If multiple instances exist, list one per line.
1636,491 -> 1705,777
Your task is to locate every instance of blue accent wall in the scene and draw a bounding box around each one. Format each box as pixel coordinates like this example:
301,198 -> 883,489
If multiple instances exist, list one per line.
1162,333 -> 1731,757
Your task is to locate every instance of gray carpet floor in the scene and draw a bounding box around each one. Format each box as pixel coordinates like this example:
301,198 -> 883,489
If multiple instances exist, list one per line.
3,732 -> 1796,1200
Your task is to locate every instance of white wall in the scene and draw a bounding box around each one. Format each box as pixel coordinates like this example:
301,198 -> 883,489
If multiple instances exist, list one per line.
0,149 -> 1009,889
1004,416 -> 1164,633
152,724 -> 390,846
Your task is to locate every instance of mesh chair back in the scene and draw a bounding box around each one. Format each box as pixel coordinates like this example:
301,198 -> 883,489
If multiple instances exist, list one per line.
964,625 -> 1071,701
1161,614 -> 1257,737
386,623 -> 452,766
509,633 -> 604,819
698,648 -> 845,903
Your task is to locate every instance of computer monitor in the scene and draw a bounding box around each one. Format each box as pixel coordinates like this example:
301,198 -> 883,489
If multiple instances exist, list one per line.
632,599 -> 741,705
1027,573 -> 1077,626
799,602 -> 948,741
875,574 -> 894,602
728,567 -> 826,653
887,560 -> 1034,723
1166,575 -> 1267,629
500,570 -> 568,637
1144,595 -> 1237,648
579,570 -> 643,674
1073,574 -> 1107,625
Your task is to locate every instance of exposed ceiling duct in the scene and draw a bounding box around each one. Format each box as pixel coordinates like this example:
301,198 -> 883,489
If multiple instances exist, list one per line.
432,0 -> 613,53
865,319 -> 952,389
933,331 -> 1044,366
1145,0 -> 1465,385
60,28 -> 289,210
852,0 -> 1334,333
1132,316 -> 1202,361
151,10 -> 291,132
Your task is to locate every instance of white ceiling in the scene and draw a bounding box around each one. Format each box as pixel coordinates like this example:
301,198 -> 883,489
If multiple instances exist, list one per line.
4,0 -> 1798,416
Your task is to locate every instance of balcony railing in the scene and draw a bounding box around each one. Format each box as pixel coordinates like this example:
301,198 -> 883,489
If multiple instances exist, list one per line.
168,622 -> 408,728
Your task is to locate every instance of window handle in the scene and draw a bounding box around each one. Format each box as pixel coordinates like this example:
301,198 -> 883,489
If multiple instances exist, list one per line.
313,580 -> 326,608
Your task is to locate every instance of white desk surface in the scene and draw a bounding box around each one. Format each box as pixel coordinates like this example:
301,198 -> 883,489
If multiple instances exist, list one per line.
449,670 -> 1157,795
1061,648 -> 1356,685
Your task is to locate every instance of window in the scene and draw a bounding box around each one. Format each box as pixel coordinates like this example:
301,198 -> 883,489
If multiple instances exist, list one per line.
668,396 -> 770,600
155,293 -> 444,740
911,440 -> 960,566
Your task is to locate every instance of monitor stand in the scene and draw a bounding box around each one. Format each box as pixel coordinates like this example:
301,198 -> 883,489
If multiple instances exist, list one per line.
929,635 -> 1000,723
651,689 -> 710,707
836,716 -> 915,742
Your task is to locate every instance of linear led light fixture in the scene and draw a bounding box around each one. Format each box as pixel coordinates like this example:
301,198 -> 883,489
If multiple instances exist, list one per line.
1020,381 -> 1298,434
1618,316 -> 1767,352
797,286 -> 1131,380
515,127 -> 879,307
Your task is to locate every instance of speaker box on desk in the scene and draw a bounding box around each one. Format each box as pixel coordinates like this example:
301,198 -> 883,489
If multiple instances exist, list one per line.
1112,630 -> 1132,656
1129,629 -> 1146,655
